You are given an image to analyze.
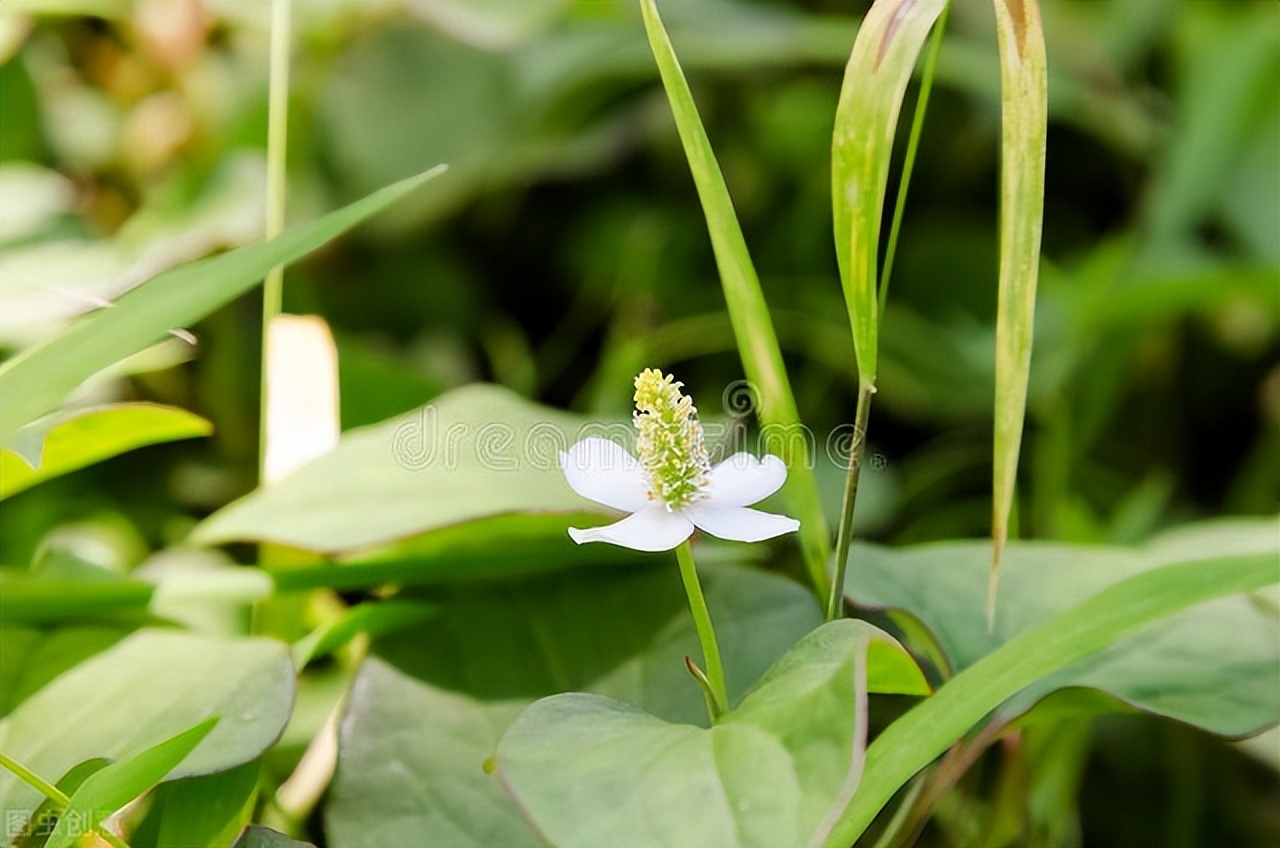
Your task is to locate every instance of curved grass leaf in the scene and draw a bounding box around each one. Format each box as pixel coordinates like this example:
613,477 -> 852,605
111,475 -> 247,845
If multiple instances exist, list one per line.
989,0 -> 1048,617
1,403 -> 212,499
46,717 -> 219,848
638,0 -> 830,597
0,166 -> 446,447
848,519 -> 1279,736
824,543 -> 1277,845
831,0 -> 946,385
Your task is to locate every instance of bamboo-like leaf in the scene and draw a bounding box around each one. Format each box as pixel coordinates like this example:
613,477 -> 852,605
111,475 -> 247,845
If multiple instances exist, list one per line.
831,0 -> 946,385
989,0 -> 1048,621
0,166 -> 446,448
638,0 -> 830,597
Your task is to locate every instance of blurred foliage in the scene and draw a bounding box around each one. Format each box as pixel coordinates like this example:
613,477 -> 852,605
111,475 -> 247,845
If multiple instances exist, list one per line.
0,0 -> 1276,845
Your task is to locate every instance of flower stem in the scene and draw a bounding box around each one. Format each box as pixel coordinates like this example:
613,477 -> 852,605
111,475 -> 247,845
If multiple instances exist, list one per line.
258,0 -> 291,483
675,540 -> 728,720
826,381 -> 875,621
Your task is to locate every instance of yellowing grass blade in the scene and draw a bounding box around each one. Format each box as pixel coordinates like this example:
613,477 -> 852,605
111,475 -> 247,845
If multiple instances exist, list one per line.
989,0 -> 1048,623
832,0 -> 946,386
639,0 -> 830,598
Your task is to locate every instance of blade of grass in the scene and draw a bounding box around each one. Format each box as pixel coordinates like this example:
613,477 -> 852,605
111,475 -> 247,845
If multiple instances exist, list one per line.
822,550 -> 1278,846
639,0 -> 830,598
989,0 -> 1048,624
827,0 -> 948,619
0,165 -> 446,448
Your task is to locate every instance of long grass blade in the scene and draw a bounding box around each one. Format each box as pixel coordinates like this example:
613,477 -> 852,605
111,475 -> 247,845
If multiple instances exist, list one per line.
989,0 -> 1048,623
639,0 -> 830,597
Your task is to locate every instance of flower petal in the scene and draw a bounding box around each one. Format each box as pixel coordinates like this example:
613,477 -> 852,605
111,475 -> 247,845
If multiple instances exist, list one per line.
567,503 -> 695,551
685,503 -> 800,543
559,437 -> 652,512
704,453 -> 789,507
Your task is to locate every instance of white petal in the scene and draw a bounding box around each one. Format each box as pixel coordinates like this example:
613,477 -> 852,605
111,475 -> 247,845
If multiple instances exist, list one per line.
685,503 -> 800,543
567,503 -> 695,551
559,437 -> 652,512
704,453 -> 789,507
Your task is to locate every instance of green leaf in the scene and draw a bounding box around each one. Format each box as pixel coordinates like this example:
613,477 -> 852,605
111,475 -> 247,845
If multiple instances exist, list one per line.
0,626 -> 128,716
292,599 -> 438,669
989,0 -> 1048,615
638,0 -> 830,598
232,826 -> 316,848
0,569 -> 154,624
824,528 -> 1278,845
0,166 -> 446,447
46,717 -> 219,848
10,758 -> 108,848
193,384 -> 610,553
1,403 -> 212,499
148,761 -> 260,848
847,519 -> 1280,735
831,0 -> 946,385
326,561 -> 852,847
496,619 -> 907,847
0,630 -> 294,820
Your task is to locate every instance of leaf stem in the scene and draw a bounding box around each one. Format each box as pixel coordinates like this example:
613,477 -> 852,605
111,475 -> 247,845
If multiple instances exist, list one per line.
879,2 -> 950,320
258,0 -> 292,482
675,540 -> 728,720
826,381 -> 875,621
0,754 -> 132,848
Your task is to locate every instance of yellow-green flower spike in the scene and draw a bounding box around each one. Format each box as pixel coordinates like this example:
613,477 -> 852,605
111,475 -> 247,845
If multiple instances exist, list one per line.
633,368 -> 711,509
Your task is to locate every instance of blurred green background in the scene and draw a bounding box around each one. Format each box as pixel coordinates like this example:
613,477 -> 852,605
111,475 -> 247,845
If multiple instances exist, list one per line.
1,0 -> 1276,844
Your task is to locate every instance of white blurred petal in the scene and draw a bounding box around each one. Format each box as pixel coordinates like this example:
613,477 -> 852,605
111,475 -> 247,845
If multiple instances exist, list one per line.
705,453 -> 789,506
567,503 -> 694,551
559,437 -> 652,512
685,503 -> 800,543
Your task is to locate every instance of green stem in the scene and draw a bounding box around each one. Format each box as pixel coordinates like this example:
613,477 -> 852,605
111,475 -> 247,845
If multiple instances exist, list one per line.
0,753 -> 68,806
675,540 -> 728,720
826,381 -> 875,621
878,2 -> 950,320
0,754 -> 132,848
258,0 -> 292,483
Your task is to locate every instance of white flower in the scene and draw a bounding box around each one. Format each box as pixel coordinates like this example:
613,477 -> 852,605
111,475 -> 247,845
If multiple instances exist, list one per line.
558,369 -> 800,552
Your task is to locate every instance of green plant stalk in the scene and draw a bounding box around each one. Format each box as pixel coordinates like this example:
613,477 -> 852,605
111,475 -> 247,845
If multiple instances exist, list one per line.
0,754 -> 131,848
879,2 -> 950,319
675,540 -> 728,721
638,0 -> 831,601
259,0 -> 292,483
988,0 -> 1048,625
826,381 -> 875,621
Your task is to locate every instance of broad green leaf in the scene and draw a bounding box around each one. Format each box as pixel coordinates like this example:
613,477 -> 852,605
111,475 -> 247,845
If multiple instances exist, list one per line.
47,717 -> 219,848
831,0 -> 946,385
496,619 -> 905,847
326,561 -> 864,847
0,630 -> 294,819
232,826 -> 316,848
638,0 -> 830,598
847,519 -> 1280,735
824,532 -> 1278,845
0,626 -> 127,716
989,0 -> 1048,615
148,761 -> 260,848
1,403 -> 212,499
0,165 -> 446,447
193,384 -> 611,553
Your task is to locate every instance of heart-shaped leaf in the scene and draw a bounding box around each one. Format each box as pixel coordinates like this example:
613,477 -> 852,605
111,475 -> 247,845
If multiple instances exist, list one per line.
495,619 -> 907,848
